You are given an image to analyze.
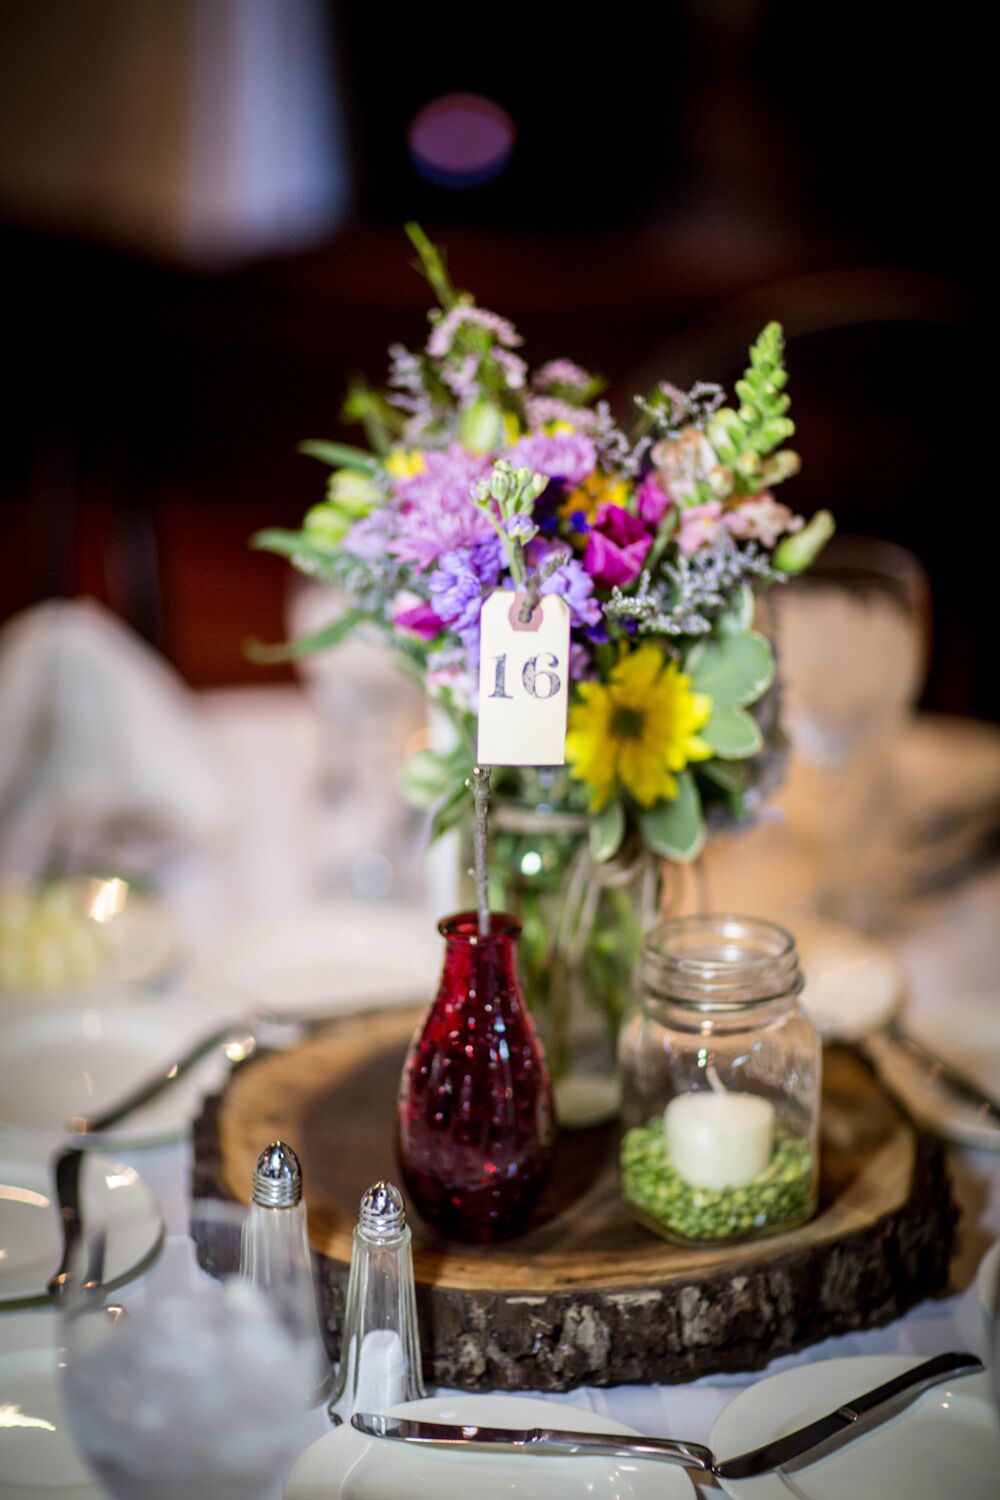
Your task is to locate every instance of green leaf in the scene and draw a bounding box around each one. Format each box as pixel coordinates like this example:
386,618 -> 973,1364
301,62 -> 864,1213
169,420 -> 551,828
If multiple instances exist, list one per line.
589,799 -> 625,864
698,761 -> 749,818
297,440 -> 377,473
399,746 -> 471,810
774,510 -> 836,574
716,584 -> 754,637
702,705 -> 764,759
686,631 -> 775,708
639,772 -> 706,862
249,528 -> 338,567
244,609 -> 366,665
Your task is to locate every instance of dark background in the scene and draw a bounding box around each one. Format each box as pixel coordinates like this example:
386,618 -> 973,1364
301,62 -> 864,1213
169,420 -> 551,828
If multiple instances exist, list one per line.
0,2 -> 986,713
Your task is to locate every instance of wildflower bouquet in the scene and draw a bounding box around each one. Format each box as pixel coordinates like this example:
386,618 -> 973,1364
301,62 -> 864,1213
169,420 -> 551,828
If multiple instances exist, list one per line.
255,226 -> 832,868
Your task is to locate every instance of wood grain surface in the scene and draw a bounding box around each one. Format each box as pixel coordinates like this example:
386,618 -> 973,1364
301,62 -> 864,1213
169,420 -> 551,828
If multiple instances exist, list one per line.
193,1007 -> 957,1389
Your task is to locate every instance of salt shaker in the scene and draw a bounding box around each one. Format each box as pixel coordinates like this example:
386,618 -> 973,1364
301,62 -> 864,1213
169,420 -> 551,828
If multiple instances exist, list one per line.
239,1140 -> 332,1403
329,1180 -> 426,1420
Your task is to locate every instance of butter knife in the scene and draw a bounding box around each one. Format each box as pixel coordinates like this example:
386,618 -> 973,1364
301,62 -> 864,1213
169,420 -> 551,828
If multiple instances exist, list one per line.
714,1350 -> 983,1480
350,1413 -> 714,1471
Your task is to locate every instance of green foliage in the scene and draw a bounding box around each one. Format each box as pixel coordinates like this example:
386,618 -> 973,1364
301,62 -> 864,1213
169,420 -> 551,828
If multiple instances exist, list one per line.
589,799 -> 625,864
244,609 -> 367,665
774,509 -> 836,574
702,704 -> 764,759
405,222 -> 458,310
685,631 -> 775,708
639,772 -> 706,862
297,440 -> 377,473
708,323 -> 798,494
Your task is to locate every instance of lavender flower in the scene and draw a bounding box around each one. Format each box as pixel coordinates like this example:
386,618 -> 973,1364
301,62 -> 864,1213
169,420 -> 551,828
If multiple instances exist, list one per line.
532,359 -> 592,393
426,306 -> 523,358
428,537 -> 505,632
506,430 -> 597,487
524,395 -> 599,432
532,548 -> 602,628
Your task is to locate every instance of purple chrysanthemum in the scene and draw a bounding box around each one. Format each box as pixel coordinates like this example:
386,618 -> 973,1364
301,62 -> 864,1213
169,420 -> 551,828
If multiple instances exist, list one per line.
386,445 -> 495,570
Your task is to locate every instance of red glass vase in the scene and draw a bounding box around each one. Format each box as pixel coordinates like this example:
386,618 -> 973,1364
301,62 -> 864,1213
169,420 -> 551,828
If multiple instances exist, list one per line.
396,911 -> 555,1243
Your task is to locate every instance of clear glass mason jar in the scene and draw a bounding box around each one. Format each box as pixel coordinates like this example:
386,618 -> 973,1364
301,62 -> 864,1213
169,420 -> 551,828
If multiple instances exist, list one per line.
619,915 -> 820,1247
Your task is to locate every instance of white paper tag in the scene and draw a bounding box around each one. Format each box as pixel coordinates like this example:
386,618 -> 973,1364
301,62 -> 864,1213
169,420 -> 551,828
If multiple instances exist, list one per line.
476,590 -> 570,766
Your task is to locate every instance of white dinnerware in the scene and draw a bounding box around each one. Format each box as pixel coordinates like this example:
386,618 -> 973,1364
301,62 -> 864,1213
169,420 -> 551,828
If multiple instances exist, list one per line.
189,900 -> 440,1019
0,1140 -> 161,1305
284,1394 -> 694,1499
710,1353 -> 999,1498
864,991 -> 1000,1149
0,1308 -> 102,1496
0,1002 -> 235,1145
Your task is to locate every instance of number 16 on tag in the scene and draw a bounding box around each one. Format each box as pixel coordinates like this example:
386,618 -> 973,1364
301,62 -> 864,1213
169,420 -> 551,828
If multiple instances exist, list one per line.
477,590 -> 571,767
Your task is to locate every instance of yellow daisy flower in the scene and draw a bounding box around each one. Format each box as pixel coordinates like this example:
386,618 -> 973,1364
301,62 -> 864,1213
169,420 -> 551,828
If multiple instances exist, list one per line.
566,644 -> 713,811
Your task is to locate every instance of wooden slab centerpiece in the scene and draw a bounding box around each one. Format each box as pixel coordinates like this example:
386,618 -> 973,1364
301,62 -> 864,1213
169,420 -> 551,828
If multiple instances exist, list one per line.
193,1007 -> 957,1391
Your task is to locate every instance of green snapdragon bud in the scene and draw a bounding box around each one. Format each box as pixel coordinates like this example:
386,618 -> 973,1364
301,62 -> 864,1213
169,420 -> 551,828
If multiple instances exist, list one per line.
774,510 -> 835,573
459,399 -> 506,453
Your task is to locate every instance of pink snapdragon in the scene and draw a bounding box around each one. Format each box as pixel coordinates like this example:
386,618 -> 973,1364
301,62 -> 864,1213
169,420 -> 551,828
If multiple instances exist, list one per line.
724,493 -> 804,548
677,501 -> 725,556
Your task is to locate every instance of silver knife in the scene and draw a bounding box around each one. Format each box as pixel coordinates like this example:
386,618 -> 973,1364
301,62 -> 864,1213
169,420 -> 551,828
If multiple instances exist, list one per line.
884,1019 -> 1000,1128
713,1350 -> 984,1480
350,1412 -> 714,1471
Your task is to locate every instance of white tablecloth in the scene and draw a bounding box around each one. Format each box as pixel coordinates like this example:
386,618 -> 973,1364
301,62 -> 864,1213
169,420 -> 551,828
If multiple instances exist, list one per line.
137,693 -> 1000,1445
11,686 -> 999,1495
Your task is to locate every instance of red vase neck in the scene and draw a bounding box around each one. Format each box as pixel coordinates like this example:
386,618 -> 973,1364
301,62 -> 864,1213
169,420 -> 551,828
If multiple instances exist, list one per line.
436,911 -> 521,1002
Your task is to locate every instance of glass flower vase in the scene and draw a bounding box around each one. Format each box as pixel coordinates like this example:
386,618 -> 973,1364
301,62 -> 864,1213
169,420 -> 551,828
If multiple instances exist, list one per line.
396,912 -> 555,1243
487,782 -> 661,1128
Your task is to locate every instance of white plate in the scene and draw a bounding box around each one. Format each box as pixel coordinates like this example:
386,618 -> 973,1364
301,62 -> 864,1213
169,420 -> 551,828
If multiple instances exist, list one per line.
0,881 -> 178,1002
0,1003 -> 233,1145
190,901 -> 441,1019
978,1240 -> 1000,1323
865,992 -> 1000,1150
710,1354 -> 1000,1499
284,1394 -> 695,1500
0,1141 -> 161,1305
796,920 -> 905,1041
0,1309 -> 102,1496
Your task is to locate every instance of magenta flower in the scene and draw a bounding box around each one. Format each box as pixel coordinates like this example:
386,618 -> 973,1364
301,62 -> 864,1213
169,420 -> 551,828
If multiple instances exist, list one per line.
583,503 -> 652,588
392,599 -> 445,639
677,501 -> 725,556
636,473 -> 672,528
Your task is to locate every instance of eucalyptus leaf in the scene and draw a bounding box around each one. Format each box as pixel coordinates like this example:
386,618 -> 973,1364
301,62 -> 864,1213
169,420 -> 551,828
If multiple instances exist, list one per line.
244,609 -> 366,665
297,440 -> 377,474
589,799 -> 625,864
686,631 -> 774,708
698,760 -> 750,817
716,584 -> 754,637
703,705 -> 764,759
639,772 -> 706,862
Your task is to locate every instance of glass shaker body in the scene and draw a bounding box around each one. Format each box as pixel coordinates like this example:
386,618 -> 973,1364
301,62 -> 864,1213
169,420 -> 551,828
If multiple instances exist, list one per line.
329,1183 -> 425,1419
619,915 -> 820,1246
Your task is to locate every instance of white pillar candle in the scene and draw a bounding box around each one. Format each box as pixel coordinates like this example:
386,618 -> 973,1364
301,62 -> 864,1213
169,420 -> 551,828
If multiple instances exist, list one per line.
664,1091 -> 775,1190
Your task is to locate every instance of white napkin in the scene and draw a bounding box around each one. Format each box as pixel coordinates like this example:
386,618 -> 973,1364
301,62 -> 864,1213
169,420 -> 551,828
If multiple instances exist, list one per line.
0,598 -> 230,867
